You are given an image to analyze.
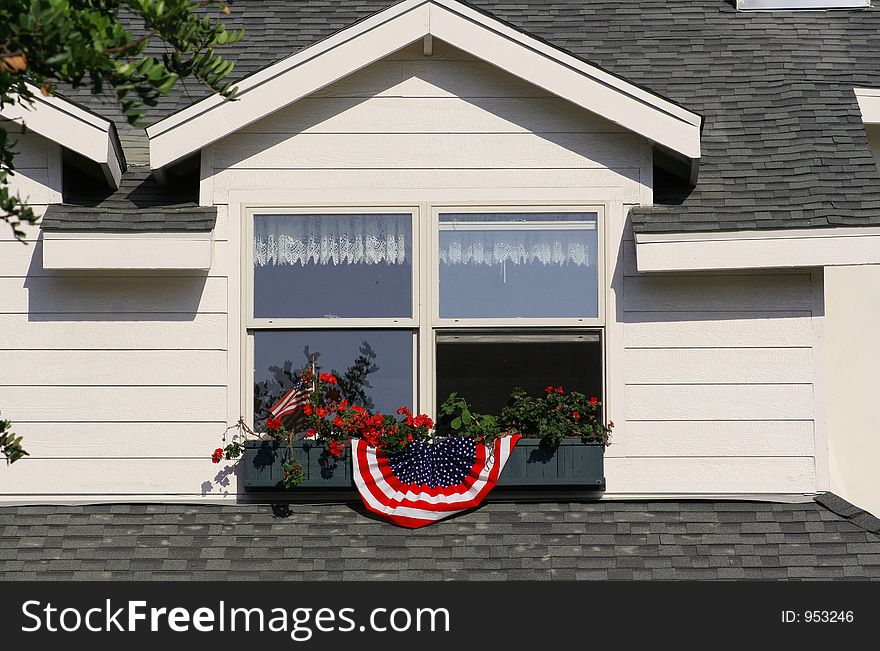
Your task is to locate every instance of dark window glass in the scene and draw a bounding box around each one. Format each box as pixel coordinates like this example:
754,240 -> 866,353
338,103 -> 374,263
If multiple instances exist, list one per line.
435,331 -> 602,415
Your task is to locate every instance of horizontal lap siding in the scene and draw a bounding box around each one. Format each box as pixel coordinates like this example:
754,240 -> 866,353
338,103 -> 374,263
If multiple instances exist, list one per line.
0,191 -> 230,498
618,235 -> 818,495
210,43 -> 646,205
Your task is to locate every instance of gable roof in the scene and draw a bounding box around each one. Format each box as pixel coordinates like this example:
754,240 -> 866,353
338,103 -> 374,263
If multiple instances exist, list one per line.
1,85 -> 125,189
1,494 -> 878,580
145,0 -> 702,173
51,0 -> 880,235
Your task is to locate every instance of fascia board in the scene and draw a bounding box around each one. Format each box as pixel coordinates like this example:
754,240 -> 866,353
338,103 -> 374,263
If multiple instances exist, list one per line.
635,226 -> 880,272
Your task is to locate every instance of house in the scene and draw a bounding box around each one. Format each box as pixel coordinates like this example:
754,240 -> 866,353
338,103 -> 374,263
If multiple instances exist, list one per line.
1,0 -> 880,579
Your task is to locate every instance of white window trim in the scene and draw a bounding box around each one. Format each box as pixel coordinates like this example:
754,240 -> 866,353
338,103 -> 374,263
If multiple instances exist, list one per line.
241,200 -> 610,424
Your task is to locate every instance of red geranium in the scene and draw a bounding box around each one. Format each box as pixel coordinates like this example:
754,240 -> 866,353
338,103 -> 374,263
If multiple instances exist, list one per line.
211,448 -> 224,464
266,416 -> 283,431
572,411 -> 581,420
319,372 -> 337,385
556,386 -> 564,394
328,440 -> 345,458
544,386 -> 554,394
589,396 -> 599,407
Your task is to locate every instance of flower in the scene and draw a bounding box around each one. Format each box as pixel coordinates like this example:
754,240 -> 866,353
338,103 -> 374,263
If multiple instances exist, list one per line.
333,416 -> 345,428
328,440 -> 345,458
306,428 -> 317,438
211,448 -> 224,464
413,414 -> 434,429
302,404 -> 313,416
316,407 -> 327,418
338,400 -> 349,412
572,411 -> 581,420
589,396 -> 599,407
609,421 -> 615,428
545,386 -> 554,394
266,416 -> 283,431
556,386 -> 564,394
319,372 -> 337,385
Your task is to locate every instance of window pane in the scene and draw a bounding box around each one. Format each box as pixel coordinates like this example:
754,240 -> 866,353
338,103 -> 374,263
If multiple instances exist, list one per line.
435,331 -> 602,415
254,214 -> 412,318
438,212 -> 599,319
253,330 -> 413,429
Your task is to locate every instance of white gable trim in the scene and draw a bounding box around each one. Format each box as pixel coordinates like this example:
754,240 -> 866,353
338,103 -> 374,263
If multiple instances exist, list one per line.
147,0 -> 702,170
1,86 -> 124,189
635,226 -> 880,272
855,87 -> 880,124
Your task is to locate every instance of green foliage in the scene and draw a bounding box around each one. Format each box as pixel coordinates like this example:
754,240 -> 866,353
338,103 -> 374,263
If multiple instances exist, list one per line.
499,386 -> 613,448
281,458 -> 306,489
437,392 -> 501,441
0,0 -> 243,238
0,412 -> 28,464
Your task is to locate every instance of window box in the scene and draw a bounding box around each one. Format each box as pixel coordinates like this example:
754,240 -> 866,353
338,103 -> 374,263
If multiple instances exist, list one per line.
240,438 -> 603,491
496,438 -> 605,489
241,440 -> 352,490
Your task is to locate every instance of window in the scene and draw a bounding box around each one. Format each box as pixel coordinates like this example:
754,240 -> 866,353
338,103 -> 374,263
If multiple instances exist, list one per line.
247,205 -> 605,429
247,209 -> 418,431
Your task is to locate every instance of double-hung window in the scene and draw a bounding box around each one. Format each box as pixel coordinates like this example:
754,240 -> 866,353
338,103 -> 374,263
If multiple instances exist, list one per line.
432,207 -> 604,415
246,205 -> 605,429
247,209 -> 419,428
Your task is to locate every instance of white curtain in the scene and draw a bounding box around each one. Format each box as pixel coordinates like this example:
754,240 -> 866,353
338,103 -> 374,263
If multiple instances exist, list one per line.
254,215 -> 409,267
439,230 -> 591,267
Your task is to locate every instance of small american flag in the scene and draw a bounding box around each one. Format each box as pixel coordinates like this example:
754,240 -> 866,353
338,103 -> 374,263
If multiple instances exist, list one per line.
352,434 -> 520,528
269,379 -> 314,428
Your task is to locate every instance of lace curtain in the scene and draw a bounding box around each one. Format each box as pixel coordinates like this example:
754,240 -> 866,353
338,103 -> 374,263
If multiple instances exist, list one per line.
439,230 -> 592,267
254,214 -> 410,267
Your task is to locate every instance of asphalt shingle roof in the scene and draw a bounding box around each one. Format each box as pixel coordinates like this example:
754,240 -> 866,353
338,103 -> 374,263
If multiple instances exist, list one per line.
2,495 -> 878,580
52,0 -> 880,234
41,166 -> 216,232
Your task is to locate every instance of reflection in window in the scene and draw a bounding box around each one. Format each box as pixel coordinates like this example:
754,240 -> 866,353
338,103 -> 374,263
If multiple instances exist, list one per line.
254,214 -> 412,318
253,329 -> 413,430
439,212 -> 599,319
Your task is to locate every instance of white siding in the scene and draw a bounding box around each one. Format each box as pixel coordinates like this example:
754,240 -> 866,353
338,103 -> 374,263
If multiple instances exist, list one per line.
612,234 -> 819,495
0,206 -> 229,500
1,122 -> 62,213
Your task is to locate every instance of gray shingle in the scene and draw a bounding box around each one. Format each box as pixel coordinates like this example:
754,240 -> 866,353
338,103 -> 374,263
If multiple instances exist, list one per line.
1,494 -> 878,580
44,1 -> 880,234
41,166 -> 216,232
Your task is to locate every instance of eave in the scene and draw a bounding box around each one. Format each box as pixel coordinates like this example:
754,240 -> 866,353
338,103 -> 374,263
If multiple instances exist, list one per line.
1,85 -> 125,189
